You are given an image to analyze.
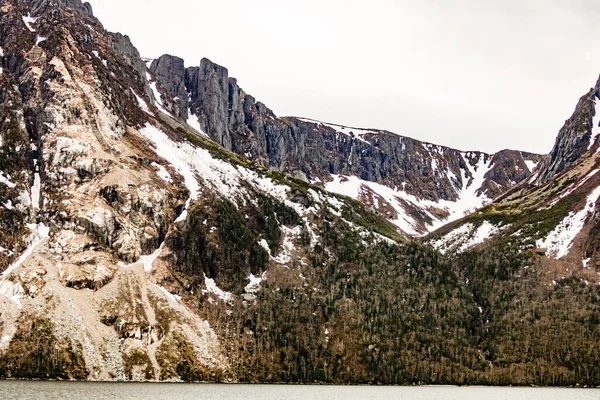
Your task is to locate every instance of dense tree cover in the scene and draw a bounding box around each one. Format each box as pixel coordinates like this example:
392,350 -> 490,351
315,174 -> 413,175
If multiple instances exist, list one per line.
174,197 -> 600,386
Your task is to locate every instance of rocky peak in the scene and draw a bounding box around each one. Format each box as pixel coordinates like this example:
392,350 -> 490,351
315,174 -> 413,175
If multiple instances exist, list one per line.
536,78 -> 600,183
28,0 -> 94,17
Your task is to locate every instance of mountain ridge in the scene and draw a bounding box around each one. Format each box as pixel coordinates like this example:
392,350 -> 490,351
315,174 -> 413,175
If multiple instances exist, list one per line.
150,54 -> 544,235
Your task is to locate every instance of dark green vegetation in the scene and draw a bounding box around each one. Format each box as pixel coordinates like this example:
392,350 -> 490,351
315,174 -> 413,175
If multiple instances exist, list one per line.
167,185 -> 600,386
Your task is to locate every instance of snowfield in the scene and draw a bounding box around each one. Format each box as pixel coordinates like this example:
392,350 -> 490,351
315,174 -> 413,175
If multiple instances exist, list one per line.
537,186 -> 600,259
431,221 -> 499,254
325,152 -> 493,235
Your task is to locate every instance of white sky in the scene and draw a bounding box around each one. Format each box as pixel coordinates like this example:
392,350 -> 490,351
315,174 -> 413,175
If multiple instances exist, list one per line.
87,0 -> 600,154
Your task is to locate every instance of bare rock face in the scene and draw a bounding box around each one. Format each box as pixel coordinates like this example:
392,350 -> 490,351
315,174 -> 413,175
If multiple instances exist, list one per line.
149,55 -> 188,120
536,83 -> 599,183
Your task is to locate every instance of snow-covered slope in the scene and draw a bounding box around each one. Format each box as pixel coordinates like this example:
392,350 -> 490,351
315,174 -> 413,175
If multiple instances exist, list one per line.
325,151 -> 495,235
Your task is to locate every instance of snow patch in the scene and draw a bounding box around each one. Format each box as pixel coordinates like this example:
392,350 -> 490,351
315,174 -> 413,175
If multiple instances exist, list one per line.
432,221 -> 499,254
243,272 -> 267,301
524,159 -> 539,172
147,73 -> 173,116
131,89 -> 154,116
0,280 -> 24,309
589,97 -> 600,151
157,285 -> 182,303
258,239 -> 271,254
151,162 -> 173,183
22,15 -> 38,32
31,172 -> 41,209
0,171 -> 16,188
1,223 -> 49,278
186,109 -> 208,137
139,244 -> 164,272
295,118 -> 379,144
537,185 -> 600,259
203,275 -> 233,304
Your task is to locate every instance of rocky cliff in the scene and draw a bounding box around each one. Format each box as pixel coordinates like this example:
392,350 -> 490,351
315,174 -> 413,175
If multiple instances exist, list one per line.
150,54 -> 544,235
430,73 -> 600,276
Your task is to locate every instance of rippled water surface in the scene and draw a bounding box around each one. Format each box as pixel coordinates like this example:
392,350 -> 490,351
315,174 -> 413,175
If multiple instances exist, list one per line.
1,381 -> 599,400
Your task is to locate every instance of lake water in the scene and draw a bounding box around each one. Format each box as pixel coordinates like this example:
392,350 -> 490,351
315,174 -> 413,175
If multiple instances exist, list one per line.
1,381 -> 599,400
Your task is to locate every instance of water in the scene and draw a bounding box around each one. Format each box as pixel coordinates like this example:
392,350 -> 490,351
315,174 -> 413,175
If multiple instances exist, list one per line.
0,381 -> 598,400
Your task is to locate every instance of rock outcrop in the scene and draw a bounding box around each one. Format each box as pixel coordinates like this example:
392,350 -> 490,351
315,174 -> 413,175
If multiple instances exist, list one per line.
536,78 -> 600,183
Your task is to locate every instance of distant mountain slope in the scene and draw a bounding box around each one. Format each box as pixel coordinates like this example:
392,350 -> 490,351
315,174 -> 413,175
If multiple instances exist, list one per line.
149,55 -> 544,235
429,75 -> 600,280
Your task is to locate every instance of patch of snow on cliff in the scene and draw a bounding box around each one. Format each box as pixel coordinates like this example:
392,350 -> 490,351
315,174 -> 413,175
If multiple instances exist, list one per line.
0,171 -> 16,188
258,239 -> 271,254
146,73 -> 172,116
524,159 -> 539,172
432,221 -> 498,254
151,162 -> 172,183
431,223 -> 474,254
537,186 -> 600,259
203,275 -> 233,304
22,15 -> 38,32
446,154 -> 492,218
243,272 -> 267,301
31,171 -> 41,209
139,243 -> 164,272
132,89 -> 154,116
326,175 -> 363,199
157,285 -> 181,303
294,118 -> 378,144
272,226 -> 302,264
186,109 -> 208,137
0,280 -> 24,309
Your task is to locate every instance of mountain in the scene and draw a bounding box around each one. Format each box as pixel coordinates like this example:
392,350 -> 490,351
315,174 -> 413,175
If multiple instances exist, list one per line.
429,76 -> 600,270
1,0 -> 600,387
150,55 -> 544,235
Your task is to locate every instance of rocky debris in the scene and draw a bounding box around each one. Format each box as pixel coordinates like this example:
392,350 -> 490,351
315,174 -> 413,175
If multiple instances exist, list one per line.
480,149 -> 544,198
0,0 -> 228,381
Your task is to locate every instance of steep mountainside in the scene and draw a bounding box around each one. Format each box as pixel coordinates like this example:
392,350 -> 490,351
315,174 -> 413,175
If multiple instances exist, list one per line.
2,0 -> 600,387
150,55 -> 544,235
430,75 -> 600,270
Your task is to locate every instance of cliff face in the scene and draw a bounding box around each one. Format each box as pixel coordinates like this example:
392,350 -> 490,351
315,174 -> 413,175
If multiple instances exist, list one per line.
0,0 -> 227,380
536,80 -> 600,183
149,55 -> 544,235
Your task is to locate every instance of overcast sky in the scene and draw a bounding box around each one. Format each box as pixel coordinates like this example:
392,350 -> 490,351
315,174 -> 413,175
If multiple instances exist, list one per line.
87,0 -> 600,154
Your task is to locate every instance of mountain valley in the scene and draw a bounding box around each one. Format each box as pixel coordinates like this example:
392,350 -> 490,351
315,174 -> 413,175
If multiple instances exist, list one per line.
0,0 -> 599,386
